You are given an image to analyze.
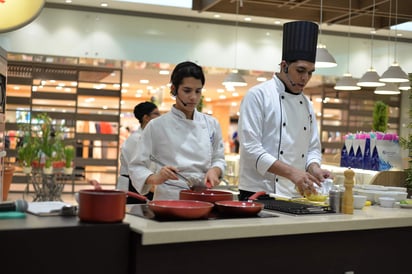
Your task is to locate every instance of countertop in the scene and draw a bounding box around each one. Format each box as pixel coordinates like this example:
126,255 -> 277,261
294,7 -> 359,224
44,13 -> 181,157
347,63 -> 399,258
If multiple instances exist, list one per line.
124,204 -> 412,245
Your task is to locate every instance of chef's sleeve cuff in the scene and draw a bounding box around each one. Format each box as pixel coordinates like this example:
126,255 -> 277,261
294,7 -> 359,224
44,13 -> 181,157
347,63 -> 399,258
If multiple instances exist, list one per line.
256,153 -> 276,176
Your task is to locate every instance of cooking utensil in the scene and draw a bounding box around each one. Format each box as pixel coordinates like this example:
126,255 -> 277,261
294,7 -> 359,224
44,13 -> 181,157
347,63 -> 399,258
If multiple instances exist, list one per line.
179,189 -> 234,203
147,200 -> 214,220
88,180 -> 214,220
150,154 -> 211,190
78,189 -> 127,223
214,200 -> 264,217
213,191 -> 266,216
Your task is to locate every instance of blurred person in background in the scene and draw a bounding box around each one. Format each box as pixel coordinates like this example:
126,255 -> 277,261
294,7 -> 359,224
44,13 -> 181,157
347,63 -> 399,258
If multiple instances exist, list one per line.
117,101 -> 160,203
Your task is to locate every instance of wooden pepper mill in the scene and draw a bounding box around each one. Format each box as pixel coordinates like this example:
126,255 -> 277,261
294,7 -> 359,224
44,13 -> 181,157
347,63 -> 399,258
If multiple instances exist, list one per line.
342,168 -> 355,214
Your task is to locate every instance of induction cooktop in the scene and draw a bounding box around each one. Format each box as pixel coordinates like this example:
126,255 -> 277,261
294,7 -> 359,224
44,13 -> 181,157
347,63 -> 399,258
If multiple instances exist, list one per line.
126,204 -> 279,222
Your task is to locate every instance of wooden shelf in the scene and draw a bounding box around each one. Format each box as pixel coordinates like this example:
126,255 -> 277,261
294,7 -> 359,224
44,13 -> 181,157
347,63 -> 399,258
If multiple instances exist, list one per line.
4,60 -> 123,192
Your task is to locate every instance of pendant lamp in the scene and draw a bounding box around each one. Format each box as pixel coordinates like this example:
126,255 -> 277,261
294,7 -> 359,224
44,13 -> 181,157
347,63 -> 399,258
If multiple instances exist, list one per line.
222,0 -> 247,87
0,0 -> 45,33
357,69 -> 385,87
223,70 -> 247,87
374,83 -> 400,95
335,73 -> 361,91
316,45 -> 337,68
380,63 -> 409,83
315,0 -> 337,68
379,0 -> 409,83
334,0 -> 360,91
357,0 -> 385,88
399,81 -> 411,91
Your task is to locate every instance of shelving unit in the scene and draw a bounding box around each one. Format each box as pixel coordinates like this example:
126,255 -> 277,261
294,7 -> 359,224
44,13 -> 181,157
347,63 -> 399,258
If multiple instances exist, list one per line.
5,56 -> 122,195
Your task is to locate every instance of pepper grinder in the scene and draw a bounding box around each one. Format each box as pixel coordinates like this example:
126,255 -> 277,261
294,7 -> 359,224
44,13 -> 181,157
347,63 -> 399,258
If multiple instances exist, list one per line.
342,168 -> 355,214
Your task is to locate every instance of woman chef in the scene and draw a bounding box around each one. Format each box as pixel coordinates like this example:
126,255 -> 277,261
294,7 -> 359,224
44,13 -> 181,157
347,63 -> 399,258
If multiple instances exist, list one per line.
237,21 -> 332,200
128,61 -> 226,200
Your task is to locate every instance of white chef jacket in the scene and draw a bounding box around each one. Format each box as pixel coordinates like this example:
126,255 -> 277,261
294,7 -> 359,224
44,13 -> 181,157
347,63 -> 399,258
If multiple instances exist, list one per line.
117,127 -> 142,191
238,76 -> 322,197
128,106 -> 226,200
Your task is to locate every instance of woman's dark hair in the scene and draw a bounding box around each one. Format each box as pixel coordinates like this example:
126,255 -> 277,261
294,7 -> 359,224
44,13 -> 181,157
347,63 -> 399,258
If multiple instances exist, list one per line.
170,61 -> 205,96
134,101 -> 157,124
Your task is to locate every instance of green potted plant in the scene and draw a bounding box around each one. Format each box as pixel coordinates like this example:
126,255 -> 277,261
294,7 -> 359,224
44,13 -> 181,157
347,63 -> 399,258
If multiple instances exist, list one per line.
17,135 -> 39,174
35,113 -> 64,174
63,145 -> 75,174
372,100 -> 388,132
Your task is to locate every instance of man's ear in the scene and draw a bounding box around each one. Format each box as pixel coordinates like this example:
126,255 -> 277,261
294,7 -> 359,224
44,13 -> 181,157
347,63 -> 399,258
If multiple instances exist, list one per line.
171,85 -> 177,96
281,61 -> 288,73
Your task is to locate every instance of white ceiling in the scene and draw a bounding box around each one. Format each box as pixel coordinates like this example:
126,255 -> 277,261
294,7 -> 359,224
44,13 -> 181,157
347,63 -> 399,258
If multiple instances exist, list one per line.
39,1 -> 409,115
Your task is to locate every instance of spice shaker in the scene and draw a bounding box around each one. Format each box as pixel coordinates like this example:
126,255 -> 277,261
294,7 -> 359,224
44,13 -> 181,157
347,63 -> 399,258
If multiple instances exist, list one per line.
342,168 -> 355,214
329,186 -> 343,213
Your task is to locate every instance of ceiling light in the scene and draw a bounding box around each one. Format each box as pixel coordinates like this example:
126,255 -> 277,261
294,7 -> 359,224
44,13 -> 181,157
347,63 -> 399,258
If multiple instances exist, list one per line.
315,0 -> 337,68
0,0 -> 45,33
379,0 -> 408,83
334,73 -> 361,91
357,68 -> 385,87
222,1 -> 248,88
374,83 -> 400,95
316,45 -> 337,68
358,0 -> 384,88
379,63 -> 409,83
335,0 -> 358,91
399,81 -> 411,91
222,71 -> 247,87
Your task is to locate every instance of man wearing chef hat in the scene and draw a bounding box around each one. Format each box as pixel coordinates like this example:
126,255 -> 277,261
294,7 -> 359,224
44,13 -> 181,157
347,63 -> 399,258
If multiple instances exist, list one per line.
237,21 -> 332,200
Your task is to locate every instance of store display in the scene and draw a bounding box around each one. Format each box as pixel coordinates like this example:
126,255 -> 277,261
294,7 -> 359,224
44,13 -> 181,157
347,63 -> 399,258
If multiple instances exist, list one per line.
341,132 -> 401,171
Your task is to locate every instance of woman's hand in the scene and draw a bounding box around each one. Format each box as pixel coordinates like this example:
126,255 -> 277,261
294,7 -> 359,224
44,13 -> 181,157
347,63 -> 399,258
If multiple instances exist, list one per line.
146,166 -> 179,185
204,167 -> 222,188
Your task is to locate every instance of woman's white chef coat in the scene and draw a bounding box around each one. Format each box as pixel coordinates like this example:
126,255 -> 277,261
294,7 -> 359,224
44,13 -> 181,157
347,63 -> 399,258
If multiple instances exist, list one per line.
238,76 -> 322,198
128,106 -> 226,200
117,127 -> 142,191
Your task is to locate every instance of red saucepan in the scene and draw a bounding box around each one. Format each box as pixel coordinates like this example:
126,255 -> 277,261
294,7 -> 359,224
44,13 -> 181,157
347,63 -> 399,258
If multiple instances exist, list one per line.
78,189 -> 127,223
80,180 -> 214,221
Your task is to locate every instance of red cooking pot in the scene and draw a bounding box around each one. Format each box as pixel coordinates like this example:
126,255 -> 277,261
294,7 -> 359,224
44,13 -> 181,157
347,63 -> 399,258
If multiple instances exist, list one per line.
78,189 -> 127,223
83,180 -> 214,221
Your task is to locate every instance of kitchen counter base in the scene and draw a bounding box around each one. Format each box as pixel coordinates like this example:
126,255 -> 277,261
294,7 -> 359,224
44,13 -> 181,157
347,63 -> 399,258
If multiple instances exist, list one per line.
130,226 -> 411,274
